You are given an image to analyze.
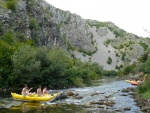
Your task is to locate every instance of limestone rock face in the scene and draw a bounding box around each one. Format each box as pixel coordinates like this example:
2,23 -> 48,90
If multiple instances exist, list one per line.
0,0 -> 149,70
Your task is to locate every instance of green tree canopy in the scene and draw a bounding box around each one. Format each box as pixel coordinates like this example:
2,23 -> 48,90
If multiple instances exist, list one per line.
12,44 -> 41,86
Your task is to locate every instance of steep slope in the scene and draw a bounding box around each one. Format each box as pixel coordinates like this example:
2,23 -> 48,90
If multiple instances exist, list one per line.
73,20 -> 150,70
0,0 -> 149,70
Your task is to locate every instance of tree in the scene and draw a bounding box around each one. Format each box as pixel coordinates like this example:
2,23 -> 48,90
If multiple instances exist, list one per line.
0,40 -> 14,87
47,47 -> 74,88
12,44 -> 41,86
144,57 -> 150,74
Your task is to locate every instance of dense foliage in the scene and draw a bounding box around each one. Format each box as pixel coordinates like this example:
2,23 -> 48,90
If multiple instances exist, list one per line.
0,29 -> 104,88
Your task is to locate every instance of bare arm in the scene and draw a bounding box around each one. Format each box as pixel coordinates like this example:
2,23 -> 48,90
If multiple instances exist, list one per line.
28,88 -> 32,92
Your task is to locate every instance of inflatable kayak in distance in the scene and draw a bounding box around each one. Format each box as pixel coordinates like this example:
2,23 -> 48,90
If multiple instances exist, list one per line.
125,80 -> 131,83
130,81 -> 139,86
11,92 -> 61,102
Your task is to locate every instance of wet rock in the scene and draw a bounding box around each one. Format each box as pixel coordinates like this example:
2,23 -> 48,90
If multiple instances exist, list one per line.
124,107 -> 131,111
104,101 -> 115,107
73,95 -> 83,99
121,89 -> 129,93
129,87 -> 136,92
141,107 -> 150,112
97,105 -> 105,109
58,94 -> 68,99
120,94 -> 127,96
90,92 -> 104,96
90,100 -> 115,107
67,90 -> 74,96
105,96 -> 109,98
115,109 -> 122,112
90,101 -> 104,105
121,87 -> 136,93
128,92 -> 136,96
74,93 -> 79,96
135,97 -> 147,105
105,103 -> 113,107
113,91 -> 118,94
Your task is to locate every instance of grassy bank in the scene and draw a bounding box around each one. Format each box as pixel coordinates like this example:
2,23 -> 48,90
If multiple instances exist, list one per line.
137,76 -> 150,99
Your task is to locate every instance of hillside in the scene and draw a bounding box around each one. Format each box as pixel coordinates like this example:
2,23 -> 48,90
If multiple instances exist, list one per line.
0,0 -> 150,70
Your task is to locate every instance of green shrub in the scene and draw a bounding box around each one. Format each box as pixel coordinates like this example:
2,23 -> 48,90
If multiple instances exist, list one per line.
16,32 -> 26,42
107,57 -> 112,64
116,53 -> 119,57
139,42 -> 148,51
121,52 -> 126,61
124,43 -> 130,47
2,30 -> 15,44
113,29 -> 125,38
105,39 -> 111,45
29,18 -> 38,30
129,41 -> 134,44
67,41 -> 75,51
144,57 -> 150,74
103,70 -> 118,76
90,32 -> 94,45
142,90 -> 150,98
0,22 -> 4,35
6,0 -> 17,12
121,64 -> 136,75
138,52 -> 148,63
119,44 -> 124,49
116,65 -> 118,69
73,77 -> 85,87
137,76 -> 150,98
130,47 -> 133,50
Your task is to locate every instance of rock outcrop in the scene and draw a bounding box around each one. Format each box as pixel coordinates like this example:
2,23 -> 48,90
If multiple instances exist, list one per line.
0,0 -> 149,70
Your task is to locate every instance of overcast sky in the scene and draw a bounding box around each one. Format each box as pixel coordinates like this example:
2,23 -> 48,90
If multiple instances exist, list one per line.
45,0 -> 150,37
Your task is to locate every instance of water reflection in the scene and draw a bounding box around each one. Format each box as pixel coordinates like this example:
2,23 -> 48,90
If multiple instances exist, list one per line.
10,102 -> 44,112
10,102 -> 92,113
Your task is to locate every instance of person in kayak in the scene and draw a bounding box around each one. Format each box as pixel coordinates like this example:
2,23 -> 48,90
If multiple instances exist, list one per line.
21,84 -> 28,95
37,85 -> 42,96
43,86 -> 48,95
21,84 -> 32,96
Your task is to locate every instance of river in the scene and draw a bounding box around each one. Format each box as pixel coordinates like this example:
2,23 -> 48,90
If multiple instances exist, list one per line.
0,78 -> 142,113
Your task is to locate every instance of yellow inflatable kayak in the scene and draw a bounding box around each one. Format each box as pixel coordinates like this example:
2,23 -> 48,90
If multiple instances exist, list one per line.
125,80 -> 131,83
11,92 -> 61,102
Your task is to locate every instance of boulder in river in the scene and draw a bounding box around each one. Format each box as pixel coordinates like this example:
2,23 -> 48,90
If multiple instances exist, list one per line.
67,90 -> 74,96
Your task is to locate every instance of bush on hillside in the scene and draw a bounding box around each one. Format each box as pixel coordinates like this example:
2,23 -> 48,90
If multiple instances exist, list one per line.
144,57 -> 150,74
1,30 -> 15,44
6,0 -> 17,12
139,42 -> 148,51
29,18 -> 38,30
107,57 -> 112,64
138,52 -> 149,63
121,64 -> 136,75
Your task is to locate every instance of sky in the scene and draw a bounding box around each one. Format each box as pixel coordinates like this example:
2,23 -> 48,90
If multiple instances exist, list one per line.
45,0 -> 150,38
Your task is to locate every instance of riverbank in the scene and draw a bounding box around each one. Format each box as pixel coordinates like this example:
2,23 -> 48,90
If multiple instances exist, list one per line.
133,92 -> 150,112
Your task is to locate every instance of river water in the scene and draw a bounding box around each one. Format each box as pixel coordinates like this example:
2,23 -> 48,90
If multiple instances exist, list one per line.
0,78 -> 142,113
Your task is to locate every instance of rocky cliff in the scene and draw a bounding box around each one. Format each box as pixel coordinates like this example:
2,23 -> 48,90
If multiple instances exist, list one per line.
0,0 -> 149,70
